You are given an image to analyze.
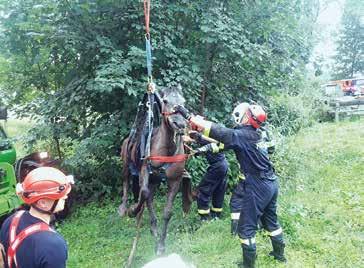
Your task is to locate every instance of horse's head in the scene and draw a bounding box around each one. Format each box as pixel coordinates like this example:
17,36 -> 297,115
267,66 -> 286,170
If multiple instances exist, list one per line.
159,86 -> 187,133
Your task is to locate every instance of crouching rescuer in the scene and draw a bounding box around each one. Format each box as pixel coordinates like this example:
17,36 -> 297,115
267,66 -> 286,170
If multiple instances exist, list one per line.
174,103 -> 286,268
0,167 -> 74,268
185,131 -> 228,221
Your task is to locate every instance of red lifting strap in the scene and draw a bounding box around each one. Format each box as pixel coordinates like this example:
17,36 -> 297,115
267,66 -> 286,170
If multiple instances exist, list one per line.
7,211 -> 54,268
144,0 -> 151,36
148,154 -> 189,163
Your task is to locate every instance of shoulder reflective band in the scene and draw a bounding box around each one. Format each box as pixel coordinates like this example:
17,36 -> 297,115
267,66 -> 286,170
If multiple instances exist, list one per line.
240,237 -> 256,246
269,227 -> 283,236
211,207 -> 222,212
9,211 -> 25,245
231,213 -> 240,220
202,121 -> 212,137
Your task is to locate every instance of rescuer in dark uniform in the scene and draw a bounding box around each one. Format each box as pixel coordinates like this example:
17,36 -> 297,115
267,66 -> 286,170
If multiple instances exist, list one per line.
175,102 -> 286,268
0,167 -> 73,268
185,132 -> 228,221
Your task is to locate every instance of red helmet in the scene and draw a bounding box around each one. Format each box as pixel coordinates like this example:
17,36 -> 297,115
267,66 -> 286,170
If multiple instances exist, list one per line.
247,104 -> 267,128
16,167 -> 74,204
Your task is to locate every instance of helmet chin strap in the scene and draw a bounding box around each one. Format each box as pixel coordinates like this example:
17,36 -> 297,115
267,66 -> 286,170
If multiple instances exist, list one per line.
32,200 -> 59,215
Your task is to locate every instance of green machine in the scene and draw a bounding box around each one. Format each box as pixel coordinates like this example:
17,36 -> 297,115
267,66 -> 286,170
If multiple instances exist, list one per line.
0,107 -> 23,217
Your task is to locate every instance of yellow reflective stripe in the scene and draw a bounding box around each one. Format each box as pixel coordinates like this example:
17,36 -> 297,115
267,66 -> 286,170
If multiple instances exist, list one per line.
211,143 -> 219,153
231,213 -> 240,220
198,209 -> 210,215
211,207 -> 222,212
269,227 -> 283,236
218,143 -> 224,150
202,121 -> 212,137
240,237 -> 256,246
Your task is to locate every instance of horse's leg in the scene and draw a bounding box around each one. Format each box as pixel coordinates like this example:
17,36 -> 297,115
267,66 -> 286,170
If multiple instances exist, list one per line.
118,160 -> 130,217
156,179 -> 181,255
147,181 -> 158,240
128,164 -> 150,217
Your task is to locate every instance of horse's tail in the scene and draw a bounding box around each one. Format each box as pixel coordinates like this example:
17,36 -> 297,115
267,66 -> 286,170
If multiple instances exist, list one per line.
181,171 -> 193,214
118,138 -> 130,217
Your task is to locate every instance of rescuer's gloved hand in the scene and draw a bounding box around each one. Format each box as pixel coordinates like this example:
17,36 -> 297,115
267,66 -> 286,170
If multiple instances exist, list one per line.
189,130 -> 202,141
173,105 -> 192,120
192,144 -> 213,156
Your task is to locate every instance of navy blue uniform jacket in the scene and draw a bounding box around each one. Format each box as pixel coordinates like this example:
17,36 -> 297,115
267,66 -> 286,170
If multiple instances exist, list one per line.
0,211 -> 68,268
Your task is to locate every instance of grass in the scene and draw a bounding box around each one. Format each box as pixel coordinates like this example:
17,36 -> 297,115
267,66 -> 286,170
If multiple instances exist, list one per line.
47,118 -> 364,267
1,119 -> 33,157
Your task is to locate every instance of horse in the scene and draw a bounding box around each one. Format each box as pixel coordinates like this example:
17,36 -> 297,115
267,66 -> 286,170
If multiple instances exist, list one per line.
118,86 -> 193,255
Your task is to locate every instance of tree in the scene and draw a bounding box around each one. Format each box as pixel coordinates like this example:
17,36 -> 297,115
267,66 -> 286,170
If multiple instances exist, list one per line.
0,0 -> 319,197
332,0 -> 364,78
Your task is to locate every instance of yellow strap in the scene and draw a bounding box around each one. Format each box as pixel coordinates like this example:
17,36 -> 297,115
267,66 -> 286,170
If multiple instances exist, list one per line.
211,207 -> 222,212
198,209 -> 210,215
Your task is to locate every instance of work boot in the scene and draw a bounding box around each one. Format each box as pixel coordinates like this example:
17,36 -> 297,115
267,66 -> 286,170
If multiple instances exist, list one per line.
210,211 -> 221,220
231,219 -> 239,236
199,214 -> 210,222
240,244 -> 256,268
269,234 -> 287,262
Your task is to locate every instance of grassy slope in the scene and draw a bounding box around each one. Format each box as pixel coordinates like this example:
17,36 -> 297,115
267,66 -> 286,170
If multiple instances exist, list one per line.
1,119 -> 33,157
60,119 -> 364,268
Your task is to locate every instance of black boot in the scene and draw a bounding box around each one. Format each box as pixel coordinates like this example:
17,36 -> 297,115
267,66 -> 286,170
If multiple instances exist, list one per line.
210,211 -> 221,220
199,213 -> 210,222
241,244 -> 256,268
269,234 -> 286,262
231,219 -> 239,236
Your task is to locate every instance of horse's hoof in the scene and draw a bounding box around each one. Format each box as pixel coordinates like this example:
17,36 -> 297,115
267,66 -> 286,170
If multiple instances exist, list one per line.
118,205 -> 127,217
127,205 -> 138,218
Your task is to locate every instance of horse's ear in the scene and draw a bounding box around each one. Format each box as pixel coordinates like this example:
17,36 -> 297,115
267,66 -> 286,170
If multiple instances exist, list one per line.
158,88 -> 165,98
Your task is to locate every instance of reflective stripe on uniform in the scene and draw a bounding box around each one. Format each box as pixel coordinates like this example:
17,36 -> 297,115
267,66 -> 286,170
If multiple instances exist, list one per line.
211,207 -> 222,212
198,209 -> 210,215
231,213 -> 240,220
269,227 -> 283,236
211,143 -> 219,153
240,237 -> 256,246
218,143 -> 225,150
202,121 -> 212,137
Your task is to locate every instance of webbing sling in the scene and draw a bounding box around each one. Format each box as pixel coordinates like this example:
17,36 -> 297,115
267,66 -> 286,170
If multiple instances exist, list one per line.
7,211 -> 54,268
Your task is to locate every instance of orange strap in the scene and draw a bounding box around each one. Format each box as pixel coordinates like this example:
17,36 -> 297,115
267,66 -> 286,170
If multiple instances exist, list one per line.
148,154 -> 189,163
7,211 -> 54,268
144,0 -> 151,37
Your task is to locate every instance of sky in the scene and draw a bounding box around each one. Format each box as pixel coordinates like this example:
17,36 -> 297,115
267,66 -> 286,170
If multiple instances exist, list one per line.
311,0 -> 345,70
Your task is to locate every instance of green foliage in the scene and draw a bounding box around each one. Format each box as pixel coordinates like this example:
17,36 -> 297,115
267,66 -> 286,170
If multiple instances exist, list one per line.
332,0 -> 364,78
59,119 -> 364,267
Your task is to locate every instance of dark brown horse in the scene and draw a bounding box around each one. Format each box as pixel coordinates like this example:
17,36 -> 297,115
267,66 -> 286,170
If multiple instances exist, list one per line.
118,86 -> 193,254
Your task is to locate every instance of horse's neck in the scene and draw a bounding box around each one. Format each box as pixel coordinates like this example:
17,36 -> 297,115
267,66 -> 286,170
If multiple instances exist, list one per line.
152,121 -> 183,156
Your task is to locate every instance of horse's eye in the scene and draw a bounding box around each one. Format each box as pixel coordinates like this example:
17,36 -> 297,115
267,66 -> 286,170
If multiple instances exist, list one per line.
163,99 -> 168,104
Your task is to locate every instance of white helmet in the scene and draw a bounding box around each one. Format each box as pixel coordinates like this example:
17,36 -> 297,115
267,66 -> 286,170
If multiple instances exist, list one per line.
232,102 -> 267,128
232,102 -> 250,124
